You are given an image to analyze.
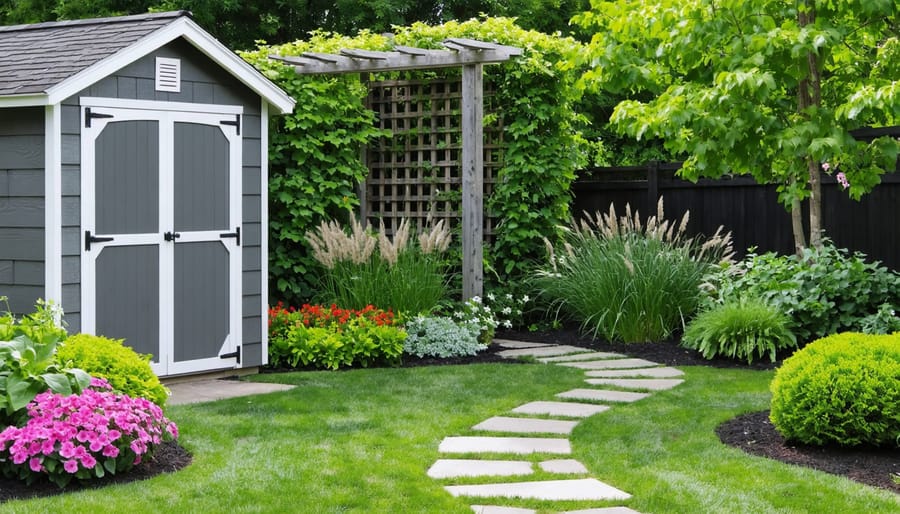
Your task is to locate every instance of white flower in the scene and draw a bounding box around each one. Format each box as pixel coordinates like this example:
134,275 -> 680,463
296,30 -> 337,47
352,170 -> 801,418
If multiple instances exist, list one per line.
471,296 -> 482,304
505,293 -> 514,300
454,311 -> 465,318
486,293 -> 496,301
521,295 -> 530,303
502,307 -> 512,315
503,320 -> 512,328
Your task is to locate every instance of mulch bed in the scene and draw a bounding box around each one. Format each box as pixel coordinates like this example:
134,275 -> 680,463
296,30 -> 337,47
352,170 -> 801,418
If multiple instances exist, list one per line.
1,326 -> 895,501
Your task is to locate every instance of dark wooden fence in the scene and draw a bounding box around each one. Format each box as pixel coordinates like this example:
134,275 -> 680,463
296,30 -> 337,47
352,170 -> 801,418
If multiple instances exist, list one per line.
571,161 -> 900,271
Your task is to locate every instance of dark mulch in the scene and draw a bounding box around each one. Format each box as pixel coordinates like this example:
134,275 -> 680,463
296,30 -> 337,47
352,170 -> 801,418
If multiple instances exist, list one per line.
3,327 -> 895,501
0,441 -> 192,502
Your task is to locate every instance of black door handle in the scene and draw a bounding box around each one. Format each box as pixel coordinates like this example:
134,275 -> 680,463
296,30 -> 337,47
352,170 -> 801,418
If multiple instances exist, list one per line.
164,231 -> 181,242
84,230 -> 114,251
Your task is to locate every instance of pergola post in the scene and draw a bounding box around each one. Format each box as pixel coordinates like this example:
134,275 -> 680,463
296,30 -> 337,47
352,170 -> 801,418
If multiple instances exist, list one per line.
461,63 -> 484,299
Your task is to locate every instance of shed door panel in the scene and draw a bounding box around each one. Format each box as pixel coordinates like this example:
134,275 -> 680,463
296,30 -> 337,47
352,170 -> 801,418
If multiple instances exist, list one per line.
95,120 -> 159,235
174,242 -> 229,361
95,245 -> 159,357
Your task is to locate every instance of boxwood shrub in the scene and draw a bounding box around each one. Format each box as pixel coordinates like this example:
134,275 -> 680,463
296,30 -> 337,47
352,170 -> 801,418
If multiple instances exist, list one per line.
57,334 -> 169,407
769,332 -> 899,448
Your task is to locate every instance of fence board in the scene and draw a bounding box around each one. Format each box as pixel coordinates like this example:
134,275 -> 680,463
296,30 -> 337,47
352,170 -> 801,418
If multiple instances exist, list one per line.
572,163 -> 900,271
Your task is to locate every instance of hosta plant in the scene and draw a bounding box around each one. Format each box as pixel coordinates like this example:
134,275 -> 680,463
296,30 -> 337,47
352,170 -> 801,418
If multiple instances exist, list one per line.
0,378 -> 179,488
0,334 -> 91,425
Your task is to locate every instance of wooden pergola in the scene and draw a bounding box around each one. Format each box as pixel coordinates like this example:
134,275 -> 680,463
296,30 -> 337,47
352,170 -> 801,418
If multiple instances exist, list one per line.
270,39 -> 522,299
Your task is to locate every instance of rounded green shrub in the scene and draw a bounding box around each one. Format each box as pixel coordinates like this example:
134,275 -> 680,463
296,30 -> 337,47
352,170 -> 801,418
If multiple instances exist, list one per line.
681,297 -> 797,364
769,332 -> 899,447
56,334 -> 169,407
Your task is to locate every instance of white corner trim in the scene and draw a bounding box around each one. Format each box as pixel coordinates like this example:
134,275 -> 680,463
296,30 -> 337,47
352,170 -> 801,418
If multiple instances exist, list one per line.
260,99 -> 270,366
45,17 -> 294,114
43,104 -> 63,309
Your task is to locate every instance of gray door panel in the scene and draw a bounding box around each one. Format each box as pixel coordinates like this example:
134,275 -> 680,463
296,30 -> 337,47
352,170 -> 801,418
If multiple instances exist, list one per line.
174,122 -> 230,232
95,245 -> 159,359
95,120 -> 159,235
174,241 -> 229,361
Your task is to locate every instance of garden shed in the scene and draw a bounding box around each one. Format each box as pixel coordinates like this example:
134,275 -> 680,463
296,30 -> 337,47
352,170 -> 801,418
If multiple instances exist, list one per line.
0,11 -> 295,376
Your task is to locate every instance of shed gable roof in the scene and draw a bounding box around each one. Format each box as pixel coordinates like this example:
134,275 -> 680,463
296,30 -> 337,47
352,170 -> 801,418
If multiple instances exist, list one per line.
0,11 -> 294,113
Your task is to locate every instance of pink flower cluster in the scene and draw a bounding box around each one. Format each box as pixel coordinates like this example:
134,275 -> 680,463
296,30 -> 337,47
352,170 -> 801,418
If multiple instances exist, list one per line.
0,378 -> 178,482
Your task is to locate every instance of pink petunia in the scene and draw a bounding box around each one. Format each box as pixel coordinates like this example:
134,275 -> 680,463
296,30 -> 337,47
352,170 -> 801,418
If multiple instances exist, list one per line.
29,457 -> 43,473
102,445 -> 120,458
80,453 -> 97,469
63,459 -> 79,474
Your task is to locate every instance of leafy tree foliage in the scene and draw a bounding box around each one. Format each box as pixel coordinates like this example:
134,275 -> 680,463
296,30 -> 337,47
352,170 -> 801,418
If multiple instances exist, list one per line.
1,0 -> 591,49
575,0 -> 899,251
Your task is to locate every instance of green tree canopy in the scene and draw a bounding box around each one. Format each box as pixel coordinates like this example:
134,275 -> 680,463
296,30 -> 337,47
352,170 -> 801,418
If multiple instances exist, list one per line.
575,0 -> 899,250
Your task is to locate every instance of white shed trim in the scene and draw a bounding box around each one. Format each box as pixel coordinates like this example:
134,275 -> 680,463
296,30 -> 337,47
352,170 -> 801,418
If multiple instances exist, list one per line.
43,104 -> 63,309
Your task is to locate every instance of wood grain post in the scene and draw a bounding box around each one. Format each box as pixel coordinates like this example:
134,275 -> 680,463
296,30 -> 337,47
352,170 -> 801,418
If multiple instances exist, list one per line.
461,63 -> 484,299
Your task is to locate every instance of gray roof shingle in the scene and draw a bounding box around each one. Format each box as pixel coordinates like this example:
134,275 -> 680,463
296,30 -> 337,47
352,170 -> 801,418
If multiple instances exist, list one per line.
0,11 -> 189,97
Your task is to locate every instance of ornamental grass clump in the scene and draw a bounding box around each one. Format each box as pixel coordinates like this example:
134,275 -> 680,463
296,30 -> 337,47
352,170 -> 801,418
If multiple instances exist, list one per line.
534,199 -> 733,342
306,217 -> 451,314
0,378 -> 178,488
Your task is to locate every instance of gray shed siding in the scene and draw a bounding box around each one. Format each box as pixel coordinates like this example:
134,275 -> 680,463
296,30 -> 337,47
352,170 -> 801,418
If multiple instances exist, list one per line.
0,107 -> 45,315
61,38 -> 265,366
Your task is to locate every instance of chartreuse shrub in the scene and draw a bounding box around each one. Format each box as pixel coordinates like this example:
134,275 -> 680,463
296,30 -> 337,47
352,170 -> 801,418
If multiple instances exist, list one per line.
535,200 -> 734,342
268,303 -> 404,370
681,297 -> 797,364
701,242 -> 900,343
770,332 -> 900,448
56,334 -> 168,407
0,377 -> 178,488
241,17 -> 595,303
306,217 -> 452,314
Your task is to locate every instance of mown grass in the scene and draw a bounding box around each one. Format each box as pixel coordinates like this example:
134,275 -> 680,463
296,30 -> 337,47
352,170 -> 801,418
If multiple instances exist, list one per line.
4,364 -> 897,513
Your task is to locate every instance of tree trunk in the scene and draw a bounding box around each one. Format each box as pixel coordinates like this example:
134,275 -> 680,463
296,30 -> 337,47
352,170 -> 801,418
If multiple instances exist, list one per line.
798,3 -> 824,248
791,194 -> 807,254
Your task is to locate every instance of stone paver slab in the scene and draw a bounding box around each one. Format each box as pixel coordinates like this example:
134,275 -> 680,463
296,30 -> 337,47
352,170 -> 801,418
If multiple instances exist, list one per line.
427,459 -> 533,479
539,459 -> 589,474
557,389 -> 650,403
471,506 -> 535,514
566,508 -> 643,514
493,339 -> 554,349
557,358 -> 661,370
446,478 -> 631,501
585,367 -> 683,378
473,416 -> 578,435
439,436 -> 571,455
584,378 -> 684,391
167,380 -> 295,405
498,345 -> 593,359
511,401 -> 610,418
538,351 -> 626,363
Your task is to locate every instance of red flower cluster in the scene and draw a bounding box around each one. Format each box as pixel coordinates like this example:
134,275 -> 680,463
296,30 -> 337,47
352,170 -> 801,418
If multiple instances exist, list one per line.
268,302 -> 395,330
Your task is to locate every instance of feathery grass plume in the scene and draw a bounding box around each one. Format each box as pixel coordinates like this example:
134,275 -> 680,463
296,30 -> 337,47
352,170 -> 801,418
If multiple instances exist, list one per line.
378,218 -> 411,266
306,220 -> 348,269
419,219 -> 452,255
347,217 -> 376,265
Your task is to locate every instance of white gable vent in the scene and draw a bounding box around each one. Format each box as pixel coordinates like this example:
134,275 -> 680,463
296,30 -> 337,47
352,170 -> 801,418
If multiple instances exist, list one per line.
155,57 -> 181,93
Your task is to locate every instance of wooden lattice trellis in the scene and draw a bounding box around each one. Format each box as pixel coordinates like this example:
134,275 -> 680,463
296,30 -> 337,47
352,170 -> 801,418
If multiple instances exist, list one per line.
360,78 -> 504,242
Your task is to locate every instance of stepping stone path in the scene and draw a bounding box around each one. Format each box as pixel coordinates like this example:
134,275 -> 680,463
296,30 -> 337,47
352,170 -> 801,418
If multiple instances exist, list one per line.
430,340 -> 686,514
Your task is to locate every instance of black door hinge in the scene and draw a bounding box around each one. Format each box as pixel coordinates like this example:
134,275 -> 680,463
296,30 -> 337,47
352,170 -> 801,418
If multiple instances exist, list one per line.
84,108 -> 114,128
84,230 -> 114,251
219,227 -> 240,246
220,114 -> 241,135
220,346 -> 241,363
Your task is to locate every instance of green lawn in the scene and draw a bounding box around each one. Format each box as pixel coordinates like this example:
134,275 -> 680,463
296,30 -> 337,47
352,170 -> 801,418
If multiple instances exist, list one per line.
4,363 -> 897,513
